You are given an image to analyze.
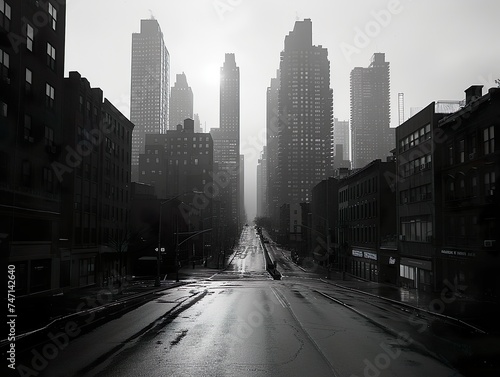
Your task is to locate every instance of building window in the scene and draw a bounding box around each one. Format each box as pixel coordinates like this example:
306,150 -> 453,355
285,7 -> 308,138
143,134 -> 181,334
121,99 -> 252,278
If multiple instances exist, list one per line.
459,139 -> 465,163
45,83 -> 55,108
23,68 -> 33,94
483,126 -> 495,155
23,115 -> 32,141
22,160 -> 31,187
46,43 -> 56,70
27,24 -> 34,51
401,217 -> 432,242
485,172 -> 495,197
0,101 -> 6,117
44,126 -> 53,146
0,0 -> 11,31
43,167 -> 53,193
0,48 -> 8,79
48,2 -> 57,30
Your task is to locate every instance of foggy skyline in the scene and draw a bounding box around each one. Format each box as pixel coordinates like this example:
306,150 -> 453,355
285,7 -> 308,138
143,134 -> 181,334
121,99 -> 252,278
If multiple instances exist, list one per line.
64,0 -> 500,220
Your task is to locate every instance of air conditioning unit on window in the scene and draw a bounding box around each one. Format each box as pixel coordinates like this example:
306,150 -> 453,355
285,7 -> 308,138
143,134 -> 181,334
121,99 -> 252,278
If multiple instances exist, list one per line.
469,152 -> 475,160
399,235 -> 406,241
484,240 -> 495,247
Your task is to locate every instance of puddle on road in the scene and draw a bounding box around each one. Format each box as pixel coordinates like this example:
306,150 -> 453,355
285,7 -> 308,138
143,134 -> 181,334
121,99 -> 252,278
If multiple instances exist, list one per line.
170,329 -> 189,346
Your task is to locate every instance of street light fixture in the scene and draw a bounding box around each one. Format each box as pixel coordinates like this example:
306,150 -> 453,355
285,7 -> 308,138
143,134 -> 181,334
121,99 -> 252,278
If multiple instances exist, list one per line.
174,228 -> 212,282
156,190 -> 202,287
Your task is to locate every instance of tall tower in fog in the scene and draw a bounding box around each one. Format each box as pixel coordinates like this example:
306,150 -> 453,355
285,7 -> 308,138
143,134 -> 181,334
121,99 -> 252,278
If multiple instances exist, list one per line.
277,19 -> 333,206
211,54 -> 241,235
350,53 -> 392,169
130,18 -> 170,182
169,72 -> 193,130
334,118 -> 351,169
266,71 -> 280,224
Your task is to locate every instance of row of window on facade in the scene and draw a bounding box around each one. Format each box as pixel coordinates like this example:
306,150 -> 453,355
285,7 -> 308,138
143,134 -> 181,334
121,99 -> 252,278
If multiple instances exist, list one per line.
446,125 -> 495,165
74,195 -> 127,219
399,154 -> 432,177
445,171 -> 496,200
338,176 -> 379,202
341,225 -> 379,244
399,184 -> 432,204
17,160 -> 55,192
339,200 -> 378,222
73,225 -> 125,246
1,1 -> 58,39
400,217 -> 432,243
22,114 -> 55,145
399,124 -> 432,152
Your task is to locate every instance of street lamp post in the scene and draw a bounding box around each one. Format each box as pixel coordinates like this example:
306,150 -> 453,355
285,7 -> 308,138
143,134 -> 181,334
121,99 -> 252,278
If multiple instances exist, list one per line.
174,228 -> 212,282
300,222 -> 334,278
156,191 -> 202,287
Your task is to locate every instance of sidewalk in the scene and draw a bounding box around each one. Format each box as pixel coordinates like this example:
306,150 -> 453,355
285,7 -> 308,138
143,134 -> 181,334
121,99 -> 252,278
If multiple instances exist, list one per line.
315,265 -> 500,335
12,265 -> 224,336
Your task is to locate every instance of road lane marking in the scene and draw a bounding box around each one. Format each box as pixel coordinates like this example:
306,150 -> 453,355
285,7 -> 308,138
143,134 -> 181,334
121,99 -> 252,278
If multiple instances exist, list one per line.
270,287 -> 287,308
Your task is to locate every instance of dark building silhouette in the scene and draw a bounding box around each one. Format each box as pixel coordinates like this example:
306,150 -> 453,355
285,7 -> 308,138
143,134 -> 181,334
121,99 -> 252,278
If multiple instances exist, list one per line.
256,147 -> 267,218
211,53 -> 241,237
138,118 -> 215,267
169,72 -> 193,130
338,160 -> 397,282
437,86 -> 499,299
309,177 -> 339,266
0,0 -> 66,295
266,70 -> 280,228
240,154 -> 246,225
334,118 -> 351,169
276,19 -> 333,211
395,100 -> 462,291
60,72 -> 134,287
130,18 -> 169,182
350,53 -> 393,169
139,118 -> 213,200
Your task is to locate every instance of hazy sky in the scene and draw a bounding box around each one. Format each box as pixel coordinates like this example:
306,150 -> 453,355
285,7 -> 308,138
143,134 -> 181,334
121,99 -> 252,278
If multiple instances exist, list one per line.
65,0 -> 500,220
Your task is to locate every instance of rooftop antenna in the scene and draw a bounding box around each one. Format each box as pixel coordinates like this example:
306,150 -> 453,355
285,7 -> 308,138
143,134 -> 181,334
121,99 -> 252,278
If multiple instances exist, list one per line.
296,11 -> 300,21
149,9 -> 155,20
398,93 -> 405,125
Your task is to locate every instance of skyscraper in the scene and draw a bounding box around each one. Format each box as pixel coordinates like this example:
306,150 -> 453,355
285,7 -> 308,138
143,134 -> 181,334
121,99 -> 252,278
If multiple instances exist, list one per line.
130,18 -> 169,182
169,72 -> 193,130
0,0 -> 66,294
210,53 -> 240,236
350,53 -> 392,169
257,147 -> 268,218
139,119 -> 213,200
334,118 -> 350,169
266,71 -> 280,225
276,19 -> 333,207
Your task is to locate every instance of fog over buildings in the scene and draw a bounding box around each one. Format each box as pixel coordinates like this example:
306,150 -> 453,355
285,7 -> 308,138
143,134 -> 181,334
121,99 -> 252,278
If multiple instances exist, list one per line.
64,0 -> 499,219
1,2 -> 499,374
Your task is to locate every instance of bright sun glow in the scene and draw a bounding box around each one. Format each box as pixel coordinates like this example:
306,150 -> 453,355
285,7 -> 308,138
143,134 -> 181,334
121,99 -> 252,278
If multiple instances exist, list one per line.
202,64 -> 220,86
